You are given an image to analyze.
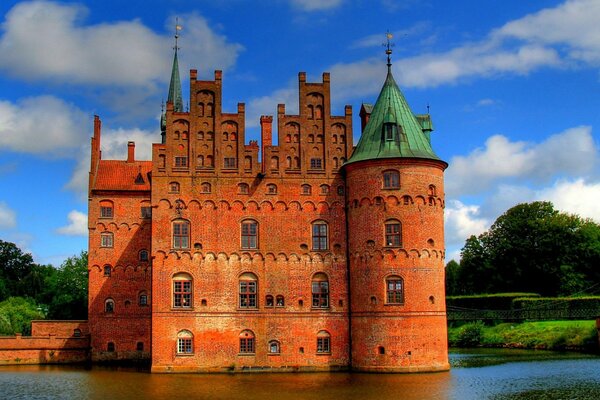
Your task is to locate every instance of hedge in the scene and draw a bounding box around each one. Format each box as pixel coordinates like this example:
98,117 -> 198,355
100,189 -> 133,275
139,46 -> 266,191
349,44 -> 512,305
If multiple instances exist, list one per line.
446,293 -> 540,310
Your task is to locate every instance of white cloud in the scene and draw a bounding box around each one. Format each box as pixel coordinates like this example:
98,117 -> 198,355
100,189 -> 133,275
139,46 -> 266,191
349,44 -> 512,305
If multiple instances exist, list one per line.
536,178 -> 600,222
291,0 -> 342,11
0,96 -> 88,155
444,200 -> 490,249
477,98 -> 497,107
0,1 -> 242,87
446,126 -> 597,196
246,87 -> 298,129
0,202 -> 17,229
57,210 -> 87,236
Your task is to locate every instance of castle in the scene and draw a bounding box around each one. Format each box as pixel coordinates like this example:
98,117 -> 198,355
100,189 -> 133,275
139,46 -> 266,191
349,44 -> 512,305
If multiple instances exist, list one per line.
87,40 -> 449,372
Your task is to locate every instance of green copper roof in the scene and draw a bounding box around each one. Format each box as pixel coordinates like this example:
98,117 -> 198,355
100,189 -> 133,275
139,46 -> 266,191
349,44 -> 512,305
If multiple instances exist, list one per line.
167,48 -> 183,112
346,67 -> 442,165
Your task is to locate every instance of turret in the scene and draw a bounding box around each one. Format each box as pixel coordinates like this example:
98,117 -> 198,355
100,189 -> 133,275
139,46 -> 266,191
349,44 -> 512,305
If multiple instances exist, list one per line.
344,35 -> 449,372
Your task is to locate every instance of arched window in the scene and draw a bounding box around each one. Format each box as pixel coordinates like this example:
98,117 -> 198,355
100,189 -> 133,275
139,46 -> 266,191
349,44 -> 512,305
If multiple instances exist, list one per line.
267,184 -> 277,194
238,183 -> 249,194
320,184 -> 329,195
265,295 -> 274,307
311,273 -> 329,308
239,273 -> 258,309
383,170 -> 400,189
169,182 -> 180,193
172,220 -> 190,249
286,156 -> 292,168
197,155 -> 204,166
385,220 -> 402,247
100,232 -> 113,248
428,184 -> 437,196
173,273 -> 192,308
139,291 -> 148,306
100,200 -> 113,218
223,132 -> 229,141
105,298 -> 114,313
103,265 -> 111,277
276,295 -> 284,307
206,103 -> 214,117
315,105 -> 323,120
308,134 -> 315,143
383,122 -> 397,141
73,329 -> 82,337
139,249 -> 149,262
244,156 -> 252,171
311,221 -> 328,251
268,340 -> 280,354
241,220 -> 258,249
107,342 -> 115,352
201,182 -> 211,193
197,131 -> 204,140
316,330 -> 331,353
386,275 -> 404,304
177,330 -> 193,354
239,330 -> 255,354
301,184 -> 312,195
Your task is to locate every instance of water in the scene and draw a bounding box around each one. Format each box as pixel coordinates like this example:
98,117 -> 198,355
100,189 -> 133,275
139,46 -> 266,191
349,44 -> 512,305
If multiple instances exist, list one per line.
0,350 -> 599,399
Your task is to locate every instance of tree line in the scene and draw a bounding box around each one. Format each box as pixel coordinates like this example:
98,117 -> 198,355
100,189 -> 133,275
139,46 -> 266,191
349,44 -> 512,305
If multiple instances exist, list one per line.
446,201 -> 600,297
0,240 -> 87,334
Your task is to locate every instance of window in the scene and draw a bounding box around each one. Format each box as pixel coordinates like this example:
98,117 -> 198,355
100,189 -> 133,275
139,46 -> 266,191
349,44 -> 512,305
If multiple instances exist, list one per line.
201,182 -> 211,193
173,220 -> 190,249
312,273 -> 329,308
100,206 -> 113,218
174,156 -> 188,167
268,340 -> 280,354
316,331 -> 331,354
177,330 -> 193,354
103,265 -> 111,277
265,295 -> 274,307
276,295 -> 284,307
383,170 -> 400,189
310,158 -> 322,169
169,182 -> 180,193
101,232 -> 113,248
383,122 -> 397,141
141,206 -> 152,219
241,220 -> 258,249
239,330 -> 255,354
139,292 -> 148,306
386,276 -> 404,304
73,329 -> 81,337
311,221 -> 328,250
238,183 -> 249,194
105,299 -> 114,313
239,273 -> 258,309
137,342 -> 144,352
224,157 -> 236,168
428,184 -> 437,196
139,249 -> 149,262
267,184 -> 277,194
320,184 -> 329,195
173,273 -> 192,308
385,220 -> 402,247
301,184 -> 311,195
107,342 -> 115,352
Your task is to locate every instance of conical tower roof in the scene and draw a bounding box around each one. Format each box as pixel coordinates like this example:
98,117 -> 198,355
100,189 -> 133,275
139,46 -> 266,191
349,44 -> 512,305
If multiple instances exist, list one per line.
345,64 -> 442,165
167,46 -> 183,112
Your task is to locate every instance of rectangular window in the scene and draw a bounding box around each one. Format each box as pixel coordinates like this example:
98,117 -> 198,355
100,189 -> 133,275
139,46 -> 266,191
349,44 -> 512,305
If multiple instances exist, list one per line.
383,171 -> 400,189
100,233 -> 113,248
174,156 -> 188,167
241,222 -> 258,249
177,338 -> 193,354
240,338 -> 255,353
312,224 -> 328,250
310,158 -> 323,169
239,281 -> 257,308
141,207 -> 152,219
100,206 -> 113,218
173,222 -> 189,249
139,294 -> 148,306
387,280 -> 404,304
312,281 -> 329,308
385,223 -> 401,247
224,157 -> 236,168
317,337 -> 330,353
174,281 -> 192,308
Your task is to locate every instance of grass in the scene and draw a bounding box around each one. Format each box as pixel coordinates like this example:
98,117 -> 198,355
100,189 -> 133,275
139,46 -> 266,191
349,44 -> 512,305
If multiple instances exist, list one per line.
448,320 -> 599,351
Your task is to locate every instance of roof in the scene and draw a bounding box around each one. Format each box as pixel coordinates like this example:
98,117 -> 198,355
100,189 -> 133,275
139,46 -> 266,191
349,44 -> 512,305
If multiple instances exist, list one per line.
345,66 -> 443,165
94,160 -> 152,191
167,48 -> 183,112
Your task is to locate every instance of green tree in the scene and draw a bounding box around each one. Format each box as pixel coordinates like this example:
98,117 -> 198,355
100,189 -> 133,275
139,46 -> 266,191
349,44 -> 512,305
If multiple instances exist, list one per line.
0,297 -> 44,335
0,240 -> 37,298
47,252 -> 88,320
445,260 -> 461,295
459,202 -> 600,296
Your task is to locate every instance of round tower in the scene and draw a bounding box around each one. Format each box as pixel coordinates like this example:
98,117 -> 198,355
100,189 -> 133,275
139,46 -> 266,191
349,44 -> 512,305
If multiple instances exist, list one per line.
344,49 -> 449,372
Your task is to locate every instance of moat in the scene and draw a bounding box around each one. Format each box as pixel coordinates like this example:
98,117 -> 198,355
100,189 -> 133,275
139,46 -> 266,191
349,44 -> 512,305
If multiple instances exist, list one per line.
1,349 -> 599,399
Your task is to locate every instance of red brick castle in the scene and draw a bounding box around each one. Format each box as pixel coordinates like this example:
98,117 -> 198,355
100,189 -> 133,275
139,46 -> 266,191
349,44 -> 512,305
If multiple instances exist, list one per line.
87,39 -> 449,372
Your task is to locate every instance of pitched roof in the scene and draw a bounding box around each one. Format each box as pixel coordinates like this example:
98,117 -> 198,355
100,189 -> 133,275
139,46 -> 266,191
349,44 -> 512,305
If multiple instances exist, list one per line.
167,48 -> 183,112
345,67 -> 443,165
94,160 -> 152,191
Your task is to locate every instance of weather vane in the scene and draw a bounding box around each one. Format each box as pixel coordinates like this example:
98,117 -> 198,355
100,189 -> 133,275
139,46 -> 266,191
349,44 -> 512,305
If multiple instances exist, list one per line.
174,18 -> 182,50
384,31 -> 394,66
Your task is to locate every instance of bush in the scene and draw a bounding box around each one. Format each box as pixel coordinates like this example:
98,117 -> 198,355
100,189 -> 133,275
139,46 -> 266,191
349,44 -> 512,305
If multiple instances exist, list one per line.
447,293 -> 540,310
453,321 -> 485,347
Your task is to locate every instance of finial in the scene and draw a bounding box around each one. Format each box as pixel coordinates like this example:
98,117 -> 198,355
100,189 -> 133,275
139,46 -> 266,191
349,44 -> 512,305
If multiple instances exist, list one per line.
161,100 -> 165,113
384,30 -> 394,67
427,102 -> 430,114
174,18 -> 182,51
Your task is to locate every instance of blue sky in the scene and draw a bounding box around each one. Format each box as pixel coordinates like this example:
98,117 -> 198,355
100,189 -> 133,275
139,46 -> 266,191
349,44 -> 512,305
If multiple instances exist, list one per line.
0,0 -> 599,266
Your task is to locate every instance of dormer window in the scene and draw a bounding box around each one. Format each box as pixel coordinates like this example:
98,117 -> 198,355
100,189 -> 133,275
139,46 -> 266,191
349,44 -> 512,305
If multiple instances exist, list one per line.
383,122 -> 397,141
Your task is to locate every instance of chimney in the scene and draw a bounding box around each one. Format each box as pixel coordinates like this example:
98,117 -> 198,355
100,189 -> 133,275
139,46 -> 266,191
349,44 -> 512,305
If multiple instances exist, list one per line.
127,141 -> 135,163
260,116 -> 273,173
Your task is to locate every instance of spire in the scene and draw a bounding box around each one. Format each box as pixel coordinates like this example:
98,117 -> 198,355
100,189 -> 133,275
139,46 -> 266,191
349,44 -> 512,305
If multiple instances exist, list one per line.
345,32 -> 444,166
167,20 -> 183,113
